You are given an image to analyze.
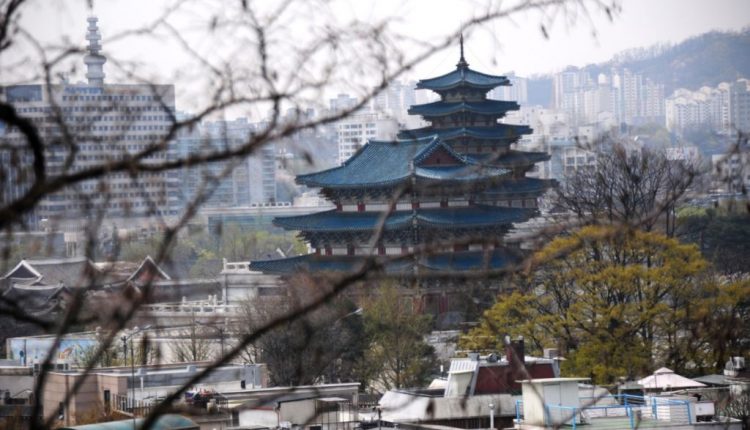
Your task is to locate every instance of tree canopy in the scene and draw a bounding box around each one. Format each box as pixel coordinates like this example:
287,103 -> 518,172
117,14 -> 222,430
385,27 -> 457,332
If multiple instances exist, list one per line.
461,225 -> 748,384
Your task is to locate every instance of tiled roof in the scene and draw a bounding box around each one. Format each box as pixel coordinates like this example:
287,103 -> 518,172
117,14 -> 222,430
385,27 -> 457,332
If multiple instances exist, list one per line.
398,125 -> 532,141
408,100 -> 519,117
481,177 -> 555,197
2,257 -> 102,288
416,67 -> 510,91
468,150 -> 551,167
250,249 -> 522,275
297,136 -> 509,189
273,205 -> 533,232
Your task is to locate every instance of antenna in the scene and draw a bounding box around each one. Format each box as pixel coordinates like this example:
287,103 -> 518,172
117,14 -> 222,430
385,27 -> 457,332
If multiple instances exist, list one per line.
456,33 -> 469,69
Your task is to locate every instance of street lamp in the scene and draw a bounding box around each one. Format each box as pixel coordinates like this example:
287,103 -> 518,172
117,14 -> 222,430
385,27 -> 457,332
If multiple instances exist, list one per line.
120,325 -> 151,423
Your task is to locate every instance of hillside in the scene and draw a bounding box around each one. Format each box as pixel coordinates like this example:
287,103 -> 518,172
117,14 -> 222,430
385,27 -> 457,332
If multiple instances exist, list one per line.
593,28 -> 750,93
527,28 -> 750,106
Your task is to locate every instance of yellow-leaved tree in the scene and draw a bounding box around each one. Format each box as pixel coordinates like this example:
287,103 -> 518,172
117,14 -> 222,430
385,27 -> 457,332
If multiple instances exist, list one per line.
461,225 -> 721,384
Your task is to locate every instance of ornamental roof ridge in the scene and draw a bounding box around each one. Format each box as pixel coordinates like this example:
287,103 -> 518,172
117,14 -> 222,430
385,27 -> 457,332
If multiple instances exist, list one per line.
412,136 -> 463,165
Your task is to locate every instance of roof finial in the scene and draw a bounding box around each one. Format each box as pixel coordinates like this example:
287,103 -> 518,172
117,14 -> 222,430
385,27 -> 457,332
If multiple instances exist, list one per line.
84,16 -> 106,86
457,33 -> 469,69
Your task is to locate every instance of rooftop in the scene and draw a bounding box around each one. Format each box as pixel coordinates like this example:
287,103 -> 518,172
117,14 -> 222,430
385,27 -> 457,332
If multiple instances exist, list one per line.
408,99 -> 519,117
416,66 -> 510,91
250,248 -> 523,275
296,136 -> 509,189
274,205 -> 533,233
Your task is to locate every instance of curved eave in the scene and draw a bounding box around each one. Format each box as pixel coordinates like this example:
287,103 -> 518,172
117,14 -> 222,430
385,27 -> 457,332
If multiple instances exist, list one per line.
421,249 -> 523,272
298,174 -> 409,189
398,125 -> 532,141
416,68 -> 510,91
413,166 -> 510,182
273,205 -> 532,233
300,166 -> 509,190
273,210 -> 412,232
481,178 -> 557,196
469,151 -> 551,168
409,100 -> 519,117
250,249 -> 522,275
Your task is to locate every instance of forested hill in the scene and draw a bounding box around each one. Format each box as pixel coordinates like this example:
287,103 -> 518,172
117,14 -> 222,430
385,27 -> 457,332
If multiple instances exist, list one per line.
527,28 -> 750,106
592,28 -> 750,93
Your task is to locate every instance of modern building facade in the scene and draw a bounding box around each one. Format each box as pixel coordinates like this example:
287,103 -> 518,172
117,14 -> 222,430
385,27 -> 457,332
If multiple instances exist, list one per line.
335,111 -> 398,165
0,17 -> 177,229
174,118 -> 277,208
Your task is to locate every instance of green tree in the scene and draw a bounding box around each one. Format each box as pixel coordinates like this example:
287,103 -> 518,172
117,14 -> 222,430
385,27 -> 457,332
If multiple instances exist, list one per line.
358,284 -> 437,393
462,226 -> 710,384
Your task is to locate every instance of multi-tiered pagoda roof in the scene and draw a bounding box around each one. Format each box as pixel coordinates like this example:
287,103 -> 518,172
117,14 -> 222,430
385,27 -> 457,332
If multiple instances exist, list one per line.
251,39 -> 553,278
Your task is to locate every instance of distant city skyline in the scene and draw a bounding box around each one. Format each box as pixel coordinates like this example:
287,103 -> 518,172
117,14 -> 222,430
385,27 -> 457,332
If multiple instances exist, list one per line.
18,1 -> 750,76
8,1 -> 750,117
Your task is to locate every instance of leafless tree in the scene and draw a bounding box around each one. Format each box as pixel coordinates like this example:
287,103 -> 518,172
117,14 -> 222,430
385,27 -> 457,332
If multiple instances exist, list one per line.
555,139 -> 698,235
8,1 -> 743,429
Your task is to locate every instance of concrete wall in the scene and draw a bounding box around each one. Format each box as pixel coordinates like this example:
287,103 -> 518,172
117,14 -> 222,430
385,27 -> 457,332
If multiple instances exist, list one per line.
0,367 -> 34,397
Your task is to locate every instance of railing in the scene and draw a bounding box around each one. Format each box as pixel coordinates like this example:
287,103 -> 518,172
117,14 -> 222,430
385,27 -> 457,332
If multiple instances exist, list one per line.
139,303 -> 242,316
112,393 -> 154,417
535,395 -> 693,430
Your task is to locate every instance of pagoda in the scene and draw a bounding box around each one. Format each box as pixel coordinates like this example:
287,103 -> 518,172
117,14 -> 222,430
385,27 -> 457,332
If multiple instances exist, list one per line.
251,39 -> 553,314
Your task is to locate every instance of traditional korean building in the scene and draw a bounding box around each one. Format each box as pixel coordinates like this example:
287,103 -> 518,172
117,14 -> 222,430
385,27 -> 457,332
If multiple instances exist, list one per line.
251,40 -> 553,317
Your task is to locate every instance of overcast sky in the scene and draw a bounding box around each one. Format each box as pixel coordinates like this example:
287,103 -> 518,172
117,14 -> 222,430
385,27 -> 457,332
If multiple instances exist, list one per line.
13,0 -> 750,115
21,0 -> 749,76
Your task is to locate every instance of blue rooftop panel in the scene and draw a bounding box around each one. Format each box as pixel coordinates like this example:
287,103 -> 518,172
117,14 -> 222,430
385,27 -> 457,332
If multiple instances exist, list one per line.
422,248 -> 522,272
398,125 -> 531,141
296,138 -> 430,188
274,210 -> 412,232
416,67 -> 510,91
296,136 -> 509,189
481,177 -> 555,196
250,249 -> 521,275
417,205 -> 532,227
273,205 -> 531,233
408,100 -> 519,117
467,150 -> 551,167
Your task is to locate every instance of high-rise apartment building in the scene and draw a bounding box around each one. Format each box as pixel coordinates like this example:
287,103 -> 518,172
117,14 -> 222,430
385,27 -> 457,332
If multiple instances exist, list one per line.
335,112 -> 398,164
488,73 -> 528,105
666,83 -> 733,133
174,118 -> 277,208
730,79 -> 750,134
553,67 -> 663,127
1,17 -> 177,229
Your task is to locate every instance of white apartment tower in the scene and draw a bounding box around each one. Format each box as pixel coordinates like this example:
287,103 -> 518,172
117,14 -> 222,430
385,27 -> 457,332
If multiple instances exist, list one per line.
0,17 -> 177,230
336,112 -> 398,164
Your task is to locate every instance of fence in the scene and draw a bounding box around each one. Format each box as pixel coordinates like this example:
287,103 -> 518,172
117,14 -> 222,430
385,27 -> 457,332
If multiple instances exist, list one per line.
112,393 -> 154,417
516,394 -> 693,430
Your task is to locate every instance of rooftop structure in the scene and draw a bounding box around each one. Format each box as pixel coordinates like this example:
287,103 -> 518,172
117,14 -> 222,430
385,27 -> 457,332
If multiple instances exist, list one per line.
636,367 -> 707,392
0,17 -> 177,229
513,377 -> 741,430
250,39 -> 553,315
42,362 -> 266,426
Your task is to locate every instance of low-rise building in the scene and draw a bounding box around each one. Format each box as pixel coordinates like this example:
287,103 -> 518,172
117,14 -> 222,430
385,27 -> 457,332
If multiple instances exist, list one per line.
513,377 -> 741,429
42,362 -> 266,427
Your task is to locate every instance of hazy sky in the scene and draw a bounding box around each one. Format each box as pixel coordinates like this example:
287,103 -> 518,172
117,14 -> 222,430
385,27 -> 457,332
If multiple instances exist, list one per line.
13,0 -> 750,114
20,0 -> 749,77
